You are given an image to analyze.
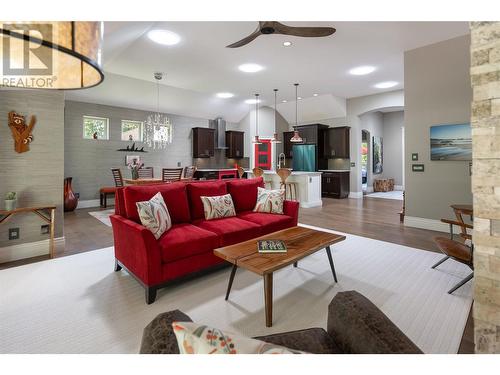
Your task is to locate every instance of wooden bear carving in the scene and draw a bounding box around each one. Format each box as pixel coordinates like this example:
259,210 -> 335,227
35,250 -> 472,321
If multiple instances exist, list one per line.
8,111 -> 36,153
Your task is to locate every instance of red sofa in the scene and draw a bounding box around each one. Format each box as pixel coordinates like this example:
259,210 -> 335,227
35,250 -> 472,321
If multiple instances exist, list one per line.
110,177 -> 299,304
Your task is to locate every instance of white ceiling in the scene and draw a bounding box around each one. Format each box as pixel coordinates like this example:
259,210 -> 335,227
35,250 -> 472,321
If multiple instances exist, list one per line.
66,21 -> 469,123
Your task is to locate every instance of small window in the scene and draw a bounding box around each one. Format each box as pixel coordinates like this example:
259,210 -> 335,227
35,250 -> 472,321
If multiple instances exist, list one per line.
83,115 -> 109,140
121,120 -> 144,142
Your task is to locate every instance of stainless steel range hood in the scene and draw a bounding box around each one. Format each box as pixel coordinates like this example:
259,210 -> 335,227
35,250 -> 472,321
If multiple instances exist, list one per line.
209,117 -> 228,149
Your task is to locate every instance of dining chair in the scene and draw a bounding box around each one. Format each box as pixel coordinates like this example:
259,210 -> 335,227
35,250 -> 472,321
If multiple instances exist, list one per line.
162,168 -> 183,182
183,166 -> 197,180
111,168 -> 124,187
138,167 -> 154,179
277,168 -> 298,201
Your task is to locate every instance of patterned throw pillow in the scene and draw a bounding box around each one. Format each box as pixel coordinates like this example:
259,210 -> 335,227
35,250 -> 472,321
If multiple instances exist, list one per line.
200,194 -> 236,220
253,187 -> 285,214
172,322 -> 304,354
136,192 -> 172,239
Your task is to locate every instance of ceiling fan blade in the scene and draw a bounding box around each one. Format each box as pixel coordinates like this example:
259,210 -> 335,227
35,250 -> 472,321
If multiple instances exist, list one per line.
273,22 -> 336,37
226,27 -> 262,48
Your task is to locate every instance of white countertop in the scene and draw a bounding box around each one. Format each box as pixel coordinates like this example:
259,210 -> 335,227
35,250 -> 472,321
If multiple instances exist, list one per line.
318,169 -> 350,173
245,170 -> 322,176
196,168 -> 237,172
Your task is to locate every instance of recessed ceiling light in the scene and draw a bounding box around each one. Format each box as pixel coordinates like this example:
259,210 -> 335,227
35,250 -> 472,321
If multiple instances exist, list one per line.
282,100 -> 287,103
374,81 -> 398,89
313,93 -> 319,97
147,29 -> 181,46
216,92 -> 234,99
349,66 -> 376,76
297,97 -> 302,100
238,63 -> 264,73
245,98 -> 261,104
283,41 -> 292,47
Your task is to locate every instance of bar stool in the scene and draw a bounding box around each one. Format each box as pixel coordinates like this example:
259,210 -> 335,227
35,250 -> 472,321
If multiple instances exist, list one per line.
253,167 -> 274,189
277,168 -> 298,201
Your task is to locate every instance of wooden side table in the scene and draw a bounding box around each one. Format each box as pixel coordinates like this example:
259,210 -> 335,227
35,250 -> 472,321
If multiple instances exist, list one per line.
0,206 -> 56,258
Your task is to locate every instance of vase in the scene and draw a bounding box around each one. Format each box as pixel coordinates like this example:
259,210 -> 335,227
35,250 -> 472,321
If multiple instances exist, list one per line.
131,169 -> 139,180
64,177 -> 78,212
4,199 -> 17,211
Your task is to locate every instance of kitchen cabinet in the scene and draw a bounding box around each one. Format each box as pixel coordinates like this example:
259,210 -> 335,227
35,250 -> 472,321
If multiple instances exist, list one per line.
321,172 -> 350,198
293,124 -> 329,170
192,127 -> 215,158
225,131 -> 244,159
324,126 -> 350,159
283,131 -> 295,158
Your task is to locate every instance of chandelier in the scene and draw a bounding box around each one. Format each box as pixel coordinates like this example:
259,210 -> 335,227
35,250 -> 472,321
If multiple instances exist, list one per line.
144,72 -> 172,149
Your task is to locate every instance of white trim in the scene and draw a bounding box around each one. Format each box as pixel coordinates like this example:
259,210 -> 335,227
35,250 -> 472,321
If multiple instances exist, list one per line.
349,191 -> 363,199
365,186 -> 374,193
0,237 -> 65,263
404,216 -> 463,234
394,185 -> 404,191
77,199 -> 114,209
300,200 -> 323,208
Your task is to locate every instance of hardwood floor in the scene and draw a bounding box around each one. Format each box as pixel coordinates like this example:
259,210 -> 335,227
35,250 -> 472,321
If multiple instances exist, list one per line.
0,197 -> 474,353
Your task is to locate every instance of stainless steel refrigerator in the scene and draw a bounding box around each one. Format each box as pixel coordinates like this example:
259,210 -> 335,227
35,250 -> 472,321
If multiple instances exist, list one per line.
292,144 -> 316,172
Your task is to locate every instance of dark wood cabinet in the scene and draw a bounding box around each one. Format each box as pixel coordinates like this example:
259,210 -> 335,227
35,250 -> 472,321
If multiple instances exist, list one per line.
324,126 -> 350,159
192,127 -> 215,158
322,172 -> 350,198
293,124 -> 329,170
225,131 -> 244,159
283,131 -> 295,158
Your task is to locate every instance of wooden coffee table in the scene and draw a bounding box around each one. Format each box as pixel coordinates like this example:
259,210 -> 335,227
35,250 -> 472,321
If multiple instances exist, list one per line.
213,226 -> 346,327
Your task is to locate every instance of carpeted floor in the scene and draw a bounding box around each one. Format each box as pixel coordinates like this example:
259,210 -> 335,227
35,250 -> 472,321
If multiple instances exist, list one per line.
88,209 -> 114,227
0,224 -> 472,354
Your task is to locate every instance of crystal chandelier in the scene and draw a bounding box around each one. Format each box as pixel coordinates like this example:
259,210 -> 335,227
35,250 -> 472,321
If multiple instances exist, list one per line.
144,72 -> 172,149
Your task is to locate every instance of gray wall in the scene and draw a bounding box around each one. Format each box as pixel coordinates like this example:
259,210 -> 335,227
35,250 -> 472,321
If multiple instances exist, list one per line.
64,100 -> 230,201
0,89 -> 65,247
404,35 -> 472,220
382,111 -> 404,186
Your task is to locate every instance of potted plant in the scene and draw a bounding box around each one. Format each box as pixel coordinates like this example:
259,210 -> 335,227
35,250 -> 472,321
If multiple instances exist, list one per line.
5,192 -> 17,211
127,159 -> 144,180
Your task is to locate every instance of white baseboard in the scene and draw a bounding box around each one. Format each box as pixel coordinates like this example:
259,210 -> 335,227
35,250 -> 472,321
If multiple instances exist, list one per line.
365,186 -> 374,193
0,237 -> 65,263
349,191 -> 363,199
300,200 -> 323,208
404,216 -> 464,234
77,198 -> 114,209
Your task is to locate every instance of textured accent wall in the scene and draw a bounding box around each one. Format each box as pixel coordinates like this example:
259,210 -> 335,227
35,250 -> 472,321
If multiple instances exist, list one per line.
65,101 -> 238,201
0,89 -> 65,249
470,21 -> 500,354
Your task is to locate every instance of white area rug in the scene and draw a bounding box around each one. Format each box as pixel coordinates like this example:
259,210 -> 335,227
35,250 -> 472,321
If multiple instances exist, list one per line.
0,224 -> 472,354
365,190 -> 403,200
88,209 -> 114,227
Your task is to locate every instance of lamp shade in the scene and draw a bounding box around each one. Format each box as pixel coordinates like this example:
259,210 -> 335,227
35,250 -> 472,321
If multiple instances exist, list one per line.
290,130 -> 303,143
0,21 -> 104,89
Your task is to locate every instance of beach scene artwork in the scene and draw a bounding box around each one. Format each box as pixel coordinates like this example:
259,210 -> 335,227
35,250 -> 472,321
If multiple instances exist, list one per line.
430,123 -> 472,161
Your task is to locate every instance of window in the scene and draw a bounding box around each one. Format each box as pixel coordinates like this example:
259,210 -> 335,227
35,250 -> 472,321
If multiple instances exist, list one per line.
121,120 -> 143,142
83,116 -> 109,140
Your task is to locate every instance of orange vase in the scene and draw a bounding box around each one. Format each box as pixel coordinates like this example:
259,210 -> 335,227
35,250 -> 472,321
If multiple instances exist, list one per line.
64,177 -> 78,212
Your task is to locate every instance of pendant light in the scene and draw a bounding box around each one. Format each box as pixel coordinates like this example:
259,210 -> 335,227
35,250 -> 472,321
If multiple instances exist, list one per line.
270,88 -> 282,144
0,21 -> 104,89
252,93 -> 262,144
290,83 -> 303,143
144,72 -> 173,149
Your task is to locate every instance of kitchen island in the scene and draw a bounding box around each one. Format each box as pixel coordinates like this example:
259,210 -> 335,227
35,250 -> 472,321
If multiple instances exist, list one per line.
246,170 -> 322,208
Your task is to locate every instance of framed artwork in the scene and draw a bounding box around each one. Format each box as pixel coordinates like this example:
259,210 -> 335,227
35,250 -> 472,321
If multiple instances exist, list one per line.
125,155 -> 142,166
430,123 -> 471,161
372,136 -> 383,174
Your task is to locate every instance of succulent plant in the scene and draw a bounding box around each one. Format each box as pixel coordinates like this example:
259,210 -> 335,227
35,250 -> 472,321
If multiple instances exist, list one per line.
5,192 -> 16,200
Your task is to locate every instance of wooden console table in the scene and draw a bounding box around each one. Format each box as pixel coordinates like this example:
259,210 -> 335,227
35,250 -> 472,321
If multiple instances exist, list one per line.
0,206 -> 56,258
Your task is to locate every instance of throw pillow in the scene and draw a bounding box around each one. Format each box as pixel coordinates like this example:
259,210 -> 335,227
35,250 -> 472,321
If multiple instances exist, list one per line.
200,193 -> 236,220
253,187 -> 285,214
172,322 -> 304,354
136,192 -> 172,239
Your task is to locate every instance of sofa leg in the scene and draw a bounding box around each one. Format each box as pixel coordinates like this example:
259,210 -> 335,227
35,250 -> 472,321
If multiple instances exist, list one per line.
114,259 -> 122,272
146,286 -> 157,304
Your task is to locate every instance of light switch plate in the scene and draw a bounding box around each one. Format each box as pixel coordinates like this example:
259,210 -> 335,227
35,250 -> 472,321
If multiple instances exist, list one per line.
41,224 -> 50,235
350,162 -> 355,167
177,162 -> 181,167
9,227 -> 19,240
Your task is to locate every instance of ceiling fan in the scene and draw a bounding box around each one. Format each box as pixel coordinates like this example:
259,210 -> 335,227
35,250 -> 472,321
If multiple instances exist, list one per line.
226,21 -> 336,48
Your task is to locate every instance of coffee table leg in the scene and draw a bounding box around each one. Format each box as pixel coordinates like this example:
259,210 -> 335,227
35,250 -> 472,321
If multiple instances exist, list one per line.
293,262 -> 298,268
325,246 -> 338,283
264,273 -> 273,327
225,264 -> 238,301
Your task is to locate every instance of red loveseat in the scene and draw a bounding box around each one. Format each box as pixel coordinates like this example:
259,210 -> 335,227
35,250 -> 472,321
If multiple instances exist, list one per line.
110,177 -> 299,304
